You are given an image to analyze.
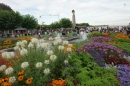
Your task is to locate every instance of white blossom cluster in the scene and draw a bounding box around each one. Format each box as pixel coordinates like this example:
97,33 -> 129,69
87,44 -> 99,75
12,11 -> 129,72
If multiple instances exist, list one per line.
0,65 -> 6,71
21,62 -> 29,69
5,67 -> 14,75
2,52 -> 15,59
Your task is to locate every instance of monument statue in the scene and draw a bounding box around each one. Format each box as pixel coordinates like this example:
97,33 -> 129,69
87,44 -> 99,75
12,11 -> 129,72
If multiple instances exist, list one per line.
72,10 -> 76,29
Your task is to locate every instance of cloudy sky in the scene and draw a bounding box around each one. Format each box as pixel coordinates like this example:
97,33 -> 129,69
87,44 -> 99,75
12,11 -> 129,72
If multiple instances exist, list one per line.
1,0 -> 130,26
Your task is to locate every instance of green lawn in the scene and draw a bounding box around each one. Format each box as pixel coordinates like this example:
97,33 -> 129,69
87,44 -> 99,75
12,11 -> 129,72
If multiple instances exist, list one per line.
0,35 -> 35,40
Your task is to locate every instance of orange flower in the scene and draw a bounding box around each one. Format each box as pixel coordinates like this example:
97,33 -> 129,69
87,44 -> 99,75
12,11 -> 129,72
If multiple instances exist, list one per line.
26,78 -> 33,85
1,82 -> 12,86
64,46 -> 75,52
0,78 -> 4,83
52,79 -> 66,86
18,70 -> 24,75
4,77 -> 9,82
18,76 -> 24,81
115,34 -> 129,39
3,40 -> 12,45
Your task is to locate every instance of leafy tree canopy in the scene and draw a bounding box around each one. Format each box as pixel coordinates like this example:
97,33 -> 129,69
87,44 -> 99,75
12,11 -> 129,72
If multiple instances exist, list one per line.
21,14 -> 38,30
76,23 -> 89,26
60,18 -> 72,29
0,10 -> 22,30
0,3 -> 13,11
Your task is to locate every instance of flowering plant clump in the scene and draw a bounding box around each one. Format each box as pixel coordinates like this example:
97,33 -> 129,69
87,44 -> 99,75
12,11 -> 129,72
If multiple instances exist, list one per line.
115,34 -> 129,39
81,42 -> 123,66
102,32 -> 109,37
117,64 -> 130,86
92,36 -> 111,43
0,37 -> 74,86
52,79 -> 66,86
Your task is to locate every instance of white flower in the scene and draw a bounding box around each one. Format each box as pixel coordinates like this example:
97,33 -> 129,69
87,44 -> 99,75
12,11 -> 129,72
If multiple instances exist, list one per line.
39,39 -> 44,43
67,48 -> 72,52
53,41 -> 58,45
49,37 -> 53,41
21,62 -> 29,69
16,41 -> 22,46
14,46 -> 19,50
58,45 -> 64,51
22,40 -> 28,44
9,76 -> 16,83
2,52 -> 8,58
47,50 -> 53,55
2,52 -> 14,59
63,40 -> 69,45
68,44 -> 73,46
44,68 -> 50,75
31,38 -> 38,44
41,43 -> 49,49
9,52 -> 15,58
36,62 -> 43,68
5,67 -> 14,75
20,48 -> 28,56
56,38 -> 62,44
28,43 -> 34,48
64,60 -> 68,64
50,55 -> 57,61
0,65 -> 6,71
21,43 -> 26,47
44,60 -> 50,64
6,52 -> 12,59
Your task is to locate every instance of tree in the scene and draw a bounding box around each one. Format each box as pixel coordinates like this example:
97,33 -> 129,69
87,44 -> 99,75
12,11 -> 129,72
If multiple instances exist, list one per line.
76,23 -> 89,26
0,3 -> 13,11
50,21 -> 61,29
60,18 -> 72,29
0,10 -> 22,31
21,14 -> 38,30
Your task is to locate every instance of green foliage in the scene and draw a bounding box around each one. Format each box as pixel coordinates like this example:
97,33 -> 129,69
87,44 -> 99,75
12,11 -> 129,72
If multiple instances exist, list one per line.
0,10 -> 22,30
73,40 -> 91,49
66,32 -> 73,37
21,14 -> 38,30
76,23 -> 89,26
87,31 -> 102,38
111,42 -> 130,53
60,18 -> 72,29
0,3 -> 13,11
63,52 -> 120,86
50,21 -> 61,29
114,38 -> 130,43
42,34 -> 50,38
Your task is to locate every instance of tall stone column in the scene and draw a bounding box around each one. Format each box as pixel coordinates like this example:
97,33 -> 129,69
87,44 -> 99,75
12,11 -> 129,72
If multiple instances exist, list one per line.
72,10 -> 76,29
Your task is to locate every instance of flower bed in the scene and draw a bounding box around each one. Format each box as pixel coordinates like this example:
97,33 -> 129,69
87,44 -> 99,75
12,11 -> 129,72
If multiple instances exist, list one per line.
81,42 -> 123,66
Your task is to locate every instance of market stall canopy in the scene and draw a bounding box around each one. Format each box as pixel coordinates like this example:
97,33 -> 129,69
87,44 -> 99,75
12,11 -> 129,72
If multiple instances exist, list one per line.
15,27 -> 27,30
